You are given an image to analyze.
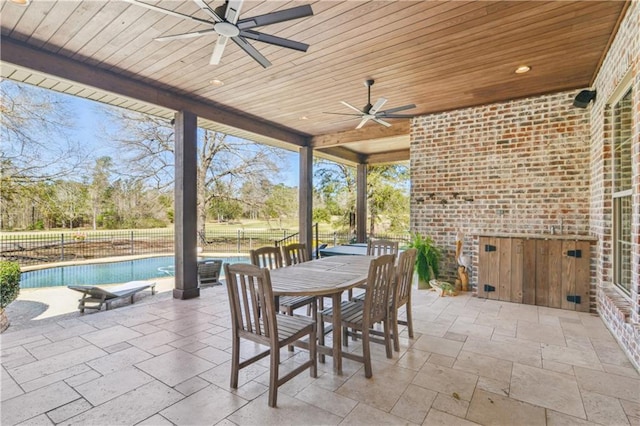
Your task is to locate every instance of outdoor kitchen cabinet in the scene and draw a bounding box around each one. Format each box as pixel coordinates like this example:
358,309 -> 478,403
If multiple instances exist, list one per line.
477,235 -> 592,312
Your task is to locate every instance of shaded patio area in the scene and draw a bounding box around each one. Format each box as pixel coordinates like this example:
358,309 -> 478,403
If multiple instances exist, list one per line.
2,287 -> 638,425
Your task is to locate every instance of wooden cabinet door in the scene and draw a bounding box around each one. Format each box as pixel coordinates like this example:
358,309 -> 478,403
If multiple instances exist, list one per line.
547,240 -> 563,309
561,240 -> 591,312
477,237 -> 590,312
478,237 -> 500,299
535,240 -> 549,307
498,237 -> 512,301
522,239 -> 537,305
510,238 -> 524,303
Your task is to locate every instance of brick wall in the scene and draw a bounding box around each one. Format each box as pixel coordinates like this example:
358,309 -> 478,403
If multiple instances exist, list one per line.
590,0 -> 639,370
410,0 -> 638,371
410,91 -> 591,282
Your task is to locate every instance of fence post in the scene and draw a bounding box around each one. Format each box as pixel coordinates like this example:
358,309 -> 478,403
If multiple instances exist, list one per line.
60,233 -> 64,261
237,229 -> 241,253
130,231 -> 134,255
333,232 -> 337,246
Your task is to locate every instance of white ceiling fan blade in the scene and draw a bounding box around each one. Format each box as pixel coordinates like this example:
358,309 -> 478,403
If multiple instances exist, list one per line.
356,117 -> 370,129
341,101 -> 363,114
123,0 -> 211,25
369,97 -> 387,114
155,28 -> 217,42
372,118 -> 392,127
210,35 -> 229,64
225,0 -> 244,24
192,0 -> 223,22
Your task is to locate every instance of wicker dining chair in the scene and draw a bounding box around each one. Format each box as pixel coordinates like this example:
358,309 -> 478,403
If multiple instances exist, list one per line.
224,263 -> 317,407
319,254 -> 395,378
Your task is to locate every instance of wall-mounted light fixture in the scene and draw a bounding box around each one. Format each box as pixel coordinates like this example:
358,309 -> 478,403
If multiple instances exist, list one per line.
573,90 -> 596,108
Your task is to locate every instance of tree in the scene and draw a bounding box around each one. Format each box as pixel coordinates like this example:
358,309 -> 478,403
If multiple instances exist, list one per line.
87,157 -> 114,230
102,108 -> 283,233
0,81 -> 87,185
313,160 -> 409,235
366,165 -> 409,235
100,178 -> 167,229
0,81 -> 88,229
263,183 -> 297,228
314,160 -> 357,233
46,180 -> 88,229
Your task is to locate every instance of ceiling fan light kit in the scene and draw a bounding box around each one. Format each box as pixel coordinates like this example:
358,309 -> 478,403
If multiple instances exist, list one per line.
325,79 -> 417,129
126,0 -> 314,68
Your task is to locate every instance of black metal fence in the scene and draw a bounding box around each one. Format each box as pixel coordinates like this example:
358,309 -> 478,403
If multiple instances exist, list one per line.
1,227 -> 411,267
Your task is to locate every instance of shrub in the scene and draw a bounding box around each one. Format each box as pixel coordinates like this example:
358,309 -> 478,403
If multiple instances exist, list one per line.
407,232 -> 441,283
0,261 -> 21,309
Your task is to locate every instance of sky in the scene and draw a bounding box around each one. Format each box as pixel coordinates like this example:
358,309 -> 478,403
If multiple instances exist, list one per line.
62,91 -> 301,187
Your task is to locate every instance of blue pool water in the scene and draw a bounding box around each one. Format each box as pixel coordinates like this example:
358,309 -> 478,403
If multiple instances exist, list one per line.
21,255 -> 249,289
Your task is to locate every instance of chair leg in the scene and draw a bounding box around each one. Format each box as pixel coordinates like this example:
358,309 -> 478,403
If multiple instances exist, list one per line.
362,329 -> 372,378
310,326 -> 317,378
343,323 -> 349,347
318,314 -> 326,364
406,303 -> 414,339
392,308 -> 400,352
286,306 -> 295,352
269,345 -> 280,407
383,318 -> 393,359
230,335 -> 240,389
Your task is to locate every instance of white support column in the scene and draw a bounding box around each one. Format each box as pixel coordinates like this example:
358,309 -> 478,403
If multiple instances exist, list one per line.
299,146 -> 313,252
356,163 -> 367,243
173,110 -> 199,300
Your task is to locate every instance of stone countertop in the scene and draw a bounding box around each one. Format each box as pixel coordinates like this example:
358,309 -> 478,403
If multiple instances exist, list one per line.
476,232 -> 597,241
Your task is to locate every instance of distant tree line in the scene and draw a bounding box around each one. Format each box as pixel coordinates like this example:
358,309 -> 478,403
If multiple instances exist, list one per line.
1,81 -> 408,233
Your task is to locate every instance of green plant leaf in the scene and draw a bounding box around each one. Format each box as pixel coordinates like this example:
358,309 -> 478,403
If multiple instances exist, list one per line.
0,261 -> 21,309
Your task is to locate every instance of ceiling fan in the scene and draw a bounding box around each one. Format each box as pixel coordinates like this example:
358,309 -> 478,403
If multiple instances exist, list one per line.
325,80 -> 416,129
124,0 -> 313,68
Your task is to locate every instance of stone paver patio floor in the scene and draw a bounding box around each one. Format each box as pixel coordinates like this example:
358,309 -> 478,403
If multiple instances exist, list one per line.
1,283 -> 639,425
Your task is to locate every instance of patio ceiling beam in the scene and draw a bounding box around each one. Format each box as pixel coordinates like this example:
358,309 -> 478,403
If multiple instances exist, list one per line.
0,39 -> 309,148
314,146 -> 364,165
310,121 -> 411,149
365,149 -> 410,164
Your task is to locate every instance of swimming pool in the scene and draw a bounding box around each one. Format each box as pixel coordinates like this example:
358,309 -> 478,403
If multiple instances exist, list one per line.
20,255 -> 249,289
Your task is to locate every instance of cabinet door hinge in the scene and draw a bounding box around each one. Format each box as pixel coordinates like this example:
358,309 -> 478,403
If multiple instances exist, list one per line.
566,250 -> 582,258
566,295 -> 581,304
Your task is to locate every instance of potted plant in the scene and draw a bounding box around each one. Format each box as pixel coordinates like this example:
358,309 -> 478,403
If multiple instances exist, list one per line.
408,232 -> 441,289
0,260 -> 21,333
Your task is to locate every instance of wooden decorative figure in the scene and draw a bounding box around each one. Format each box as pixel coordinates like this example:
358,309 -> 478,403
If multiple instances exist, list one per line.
455,232 -> 471,291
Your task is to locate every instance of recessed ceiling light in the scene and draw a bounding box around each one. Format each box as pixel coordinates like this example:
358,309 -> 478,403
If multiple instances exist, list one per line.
515,65 -> 531,74
300,116 -> 309,120
10,0 -> 30,5
209,79 -> 224,86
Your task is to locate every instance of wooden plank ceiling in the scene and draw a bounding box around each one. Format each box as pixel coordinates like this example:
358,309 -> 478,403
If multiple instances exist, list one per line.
0,0 -> 628,164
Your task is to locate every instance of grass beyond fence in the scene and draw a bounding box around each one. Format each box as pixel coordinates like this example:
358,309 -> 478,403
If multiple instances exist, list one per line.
1,228 -> 410,267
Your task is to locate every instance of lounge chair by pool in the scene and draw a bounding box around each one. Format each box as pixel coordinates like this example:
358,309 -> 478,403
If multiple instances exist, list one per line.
67,281 -> 156,313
